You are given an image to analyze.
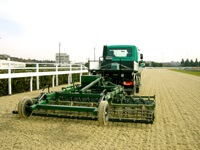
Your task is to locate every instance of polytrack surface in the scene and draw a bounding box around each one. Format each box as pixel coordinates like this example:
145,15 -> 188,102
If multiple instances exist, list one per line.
0,69 -> 200,150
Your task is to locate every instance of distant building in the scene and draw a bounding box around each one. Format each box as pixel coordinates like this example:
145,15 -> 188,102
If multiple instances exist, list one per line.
55,53 -> 70,66
170,61 -> 181,67
162,61 -> 181,67
0,59 -> 26,68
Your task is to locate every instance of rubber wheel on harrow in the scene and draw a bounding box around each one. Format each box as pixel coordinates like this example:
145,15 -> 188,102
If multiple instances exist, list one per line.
136,87 -> 140,93
132,85 -> 136,95
18,97 -> 33,118
98,101 -> 109,126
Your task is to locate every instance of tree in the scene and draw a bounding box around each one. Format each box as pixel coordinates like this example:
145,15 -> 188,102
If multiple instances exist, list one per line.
144,61 -> 150,67
190,59 -> 194,66
185,59 -> 189,66
194,58 -> 198,66
181,58 -> 185,66
84,62 -> 89,68
151,62 -> 163,67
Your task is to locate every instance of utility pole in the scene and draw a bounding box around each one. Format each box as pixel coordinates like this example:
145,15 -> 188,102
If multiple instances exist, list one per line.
94,47 -> 95,61
59,42 -> 61,66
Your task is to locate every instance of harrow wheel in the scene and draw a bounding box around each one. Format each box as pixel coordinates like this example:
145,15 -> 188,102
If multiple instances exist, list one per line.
98,101 -> 109,126
136,87 -> 140,93
18,97 -> 33,118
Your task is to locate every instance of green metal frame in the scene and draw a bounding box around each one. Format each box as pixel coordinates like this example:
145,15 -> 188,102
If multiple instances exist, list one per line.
17,75 -> 155,123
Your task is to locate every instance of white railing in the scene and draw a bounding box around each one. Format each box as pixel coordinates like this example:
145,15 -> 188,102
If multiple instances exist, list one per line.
0,63 -> 88,95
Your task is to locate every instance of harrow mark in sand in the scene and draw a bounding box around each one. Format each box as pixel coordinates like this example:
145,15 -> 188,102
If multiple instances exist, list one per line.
13,76 -> 155,126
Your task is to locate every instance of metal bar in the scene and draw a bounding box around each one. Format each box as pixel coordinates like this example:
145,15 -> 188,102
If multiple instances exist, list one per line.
12,110 -> 153,123
30,97 -> 50,110
56,92 -> 101,98
128,95 -> 156,99
110,103 -> 155,108
80,77 -> 102,93
50,101 -> 98,105
0,67 -> 85,70
36,104 -> 96,112
0,70 -> 88,79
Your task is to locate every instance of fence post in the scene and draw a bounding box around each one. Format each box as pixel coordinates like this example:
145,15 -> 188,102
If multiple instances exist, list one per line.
36,63 -> 39,90
70,63 -> 72,71
56,64 -> 58,86
68,74 -> 72,85
68,63 -> 72,84
30,76 -> 33,92
80,64 -> 82,82
8,62 -> 12,95
52,75 -> 55,87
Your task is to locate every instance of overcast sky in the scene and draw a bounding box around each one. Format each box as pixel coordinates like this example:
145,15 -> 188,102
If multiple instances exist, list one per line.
0,0 -> 200,62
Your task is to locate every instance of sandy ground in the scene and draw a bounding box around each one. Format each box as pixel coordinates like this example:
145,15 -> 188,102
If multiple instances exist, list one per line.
0,69 -> 200,150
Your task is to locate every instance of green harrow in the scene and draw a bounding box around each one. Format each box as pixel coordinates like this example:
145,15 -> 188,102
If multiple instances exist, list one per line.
13,75 -> 155,125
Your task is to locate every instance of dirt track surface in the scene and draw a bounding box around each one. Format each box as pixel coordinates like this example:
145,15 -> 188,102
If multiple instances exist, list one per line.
0,69 -> 200,150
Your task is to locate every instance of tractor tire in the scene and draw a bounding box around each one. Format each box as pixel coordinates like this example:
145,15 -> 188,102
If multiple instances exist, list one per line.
135,75 -> 140,93
17,98 -> 24,117
136,87 -> 140,93
18,97 -> 33,118
133,85 -> 136,95
98,101 -> 109,126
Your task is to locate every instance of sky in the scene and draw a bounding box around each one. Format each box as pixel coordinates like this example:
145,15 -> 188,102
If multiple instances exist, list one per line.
0,0 -> 200,62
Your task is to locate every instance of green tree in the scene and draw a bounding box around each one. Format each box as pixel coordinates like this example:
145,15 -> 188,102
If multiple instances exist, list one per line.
185,58 -> 189,66
144,62 -> 150,67
194,58 -> 198,66
85,62 -> 89,68
152,62 -> 163,67
190,59 -> 194,66
181,58 -> 185,66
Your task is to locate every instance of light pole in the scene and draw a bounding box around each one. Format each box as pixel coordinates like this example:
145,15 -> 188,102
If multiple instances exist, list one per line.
94,47 -> 95,61
59,42 -> 61,66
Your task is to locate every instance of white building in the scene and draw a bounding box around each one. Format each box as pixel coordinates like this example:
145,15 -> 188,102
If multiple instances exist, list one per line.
55,53 -> 70,66
0,59 -> 26,68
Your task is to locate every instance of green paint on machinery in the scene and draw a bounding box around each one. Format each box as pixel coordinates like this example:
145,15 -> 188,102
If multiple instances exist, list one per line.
13,45 -> 156,126
89,45 -> 144,94
13,75 -> 155,126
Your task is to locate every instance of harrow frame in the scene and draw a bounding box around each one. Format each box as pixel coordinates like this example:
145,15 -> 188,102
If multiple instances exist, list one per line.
13,75 -> 155,125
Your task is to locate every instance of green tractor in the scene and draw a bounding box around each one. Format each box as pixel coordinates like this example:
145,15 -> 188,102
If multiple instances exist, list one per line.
13,45 -> 155,126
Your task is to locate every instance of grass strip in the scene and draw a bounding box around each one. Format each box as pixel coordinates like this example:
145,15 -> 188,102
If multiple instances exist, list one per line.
169,69 -> 200,77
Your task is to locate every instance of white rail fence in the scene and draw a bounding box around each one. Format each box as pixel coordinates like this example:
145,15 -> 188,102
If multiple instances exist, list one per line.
0,63 -> 88,95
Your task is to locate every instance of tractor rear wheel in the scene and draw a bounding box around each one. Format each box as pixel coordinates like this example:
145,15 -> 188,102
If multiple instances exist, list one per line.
18,97 -> 33,118
98,101 -> 109,126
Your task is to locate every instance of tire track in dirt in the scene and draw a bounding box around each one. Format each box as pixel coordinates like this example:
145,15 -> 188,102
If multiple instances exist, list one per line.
167,71 -> 200,149
139,69 -> 200,150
